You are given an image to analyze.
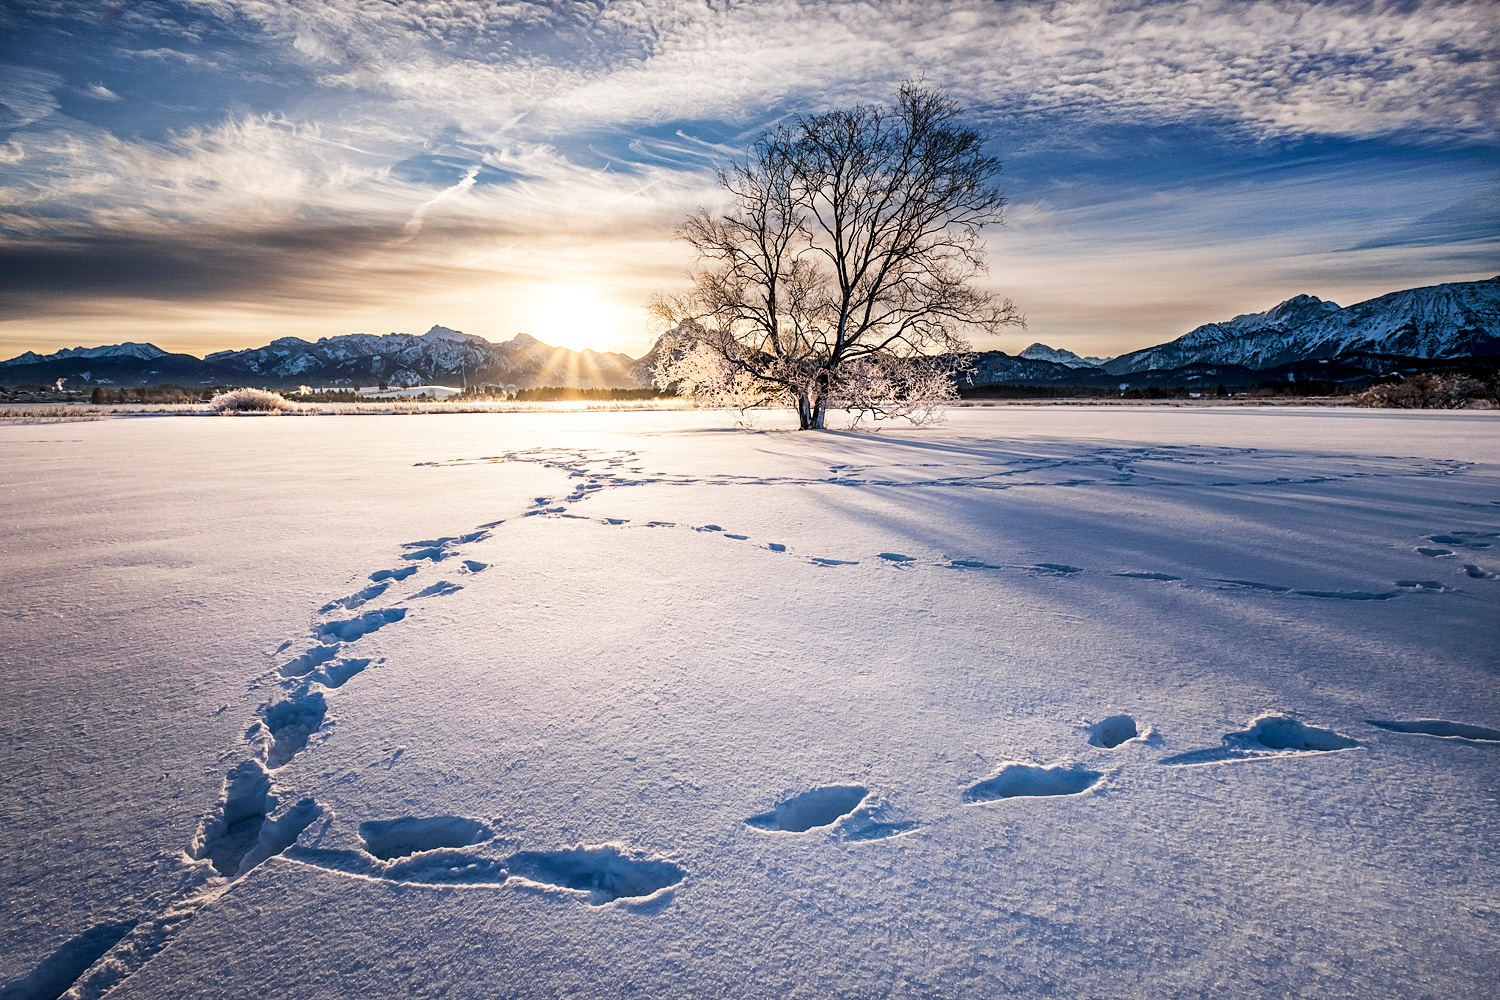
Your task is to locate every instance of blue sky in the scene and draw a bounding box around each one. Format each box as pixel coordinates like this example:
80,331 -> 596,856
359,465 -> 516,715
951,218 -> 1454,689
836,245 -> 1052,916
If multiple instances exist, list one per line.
0,0 -> 1496,359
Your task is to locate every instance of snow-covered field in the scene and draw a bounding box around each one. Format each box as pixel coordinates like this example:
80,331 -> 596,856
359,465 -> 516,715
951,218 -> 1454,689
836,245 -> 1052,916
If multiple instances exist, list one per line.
2,407 -> 1497,1000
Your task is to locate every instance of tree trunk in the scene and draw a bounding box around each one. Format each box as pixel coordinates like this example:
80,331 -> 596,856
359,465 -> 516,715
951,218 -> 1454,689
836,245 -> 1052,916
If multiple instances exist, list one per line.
797,391 -> 826,430
798,389 -> 834,428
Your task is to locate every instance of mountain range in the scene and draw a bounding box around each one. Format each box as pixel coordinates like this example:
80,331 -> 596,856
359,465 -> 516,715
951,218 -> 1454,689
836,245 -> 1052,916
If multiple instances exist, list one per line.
973,276 -> 1499,387
0,326 -> 641,390
3,276 -> 1497,391
1100,279 -> 1499,374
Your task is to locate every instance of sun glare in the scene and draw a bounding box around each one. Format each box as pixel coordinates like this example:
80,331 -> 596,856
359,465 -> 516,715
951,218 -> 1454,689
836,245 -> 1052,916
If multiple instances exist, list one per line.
528,284 -> 625,354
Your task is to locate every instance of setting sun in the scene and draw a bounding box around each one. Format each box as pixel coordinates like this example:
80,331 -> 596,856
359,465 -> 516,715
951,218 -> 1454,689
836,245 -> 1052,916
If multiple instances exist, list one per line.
524,283 -> 633,354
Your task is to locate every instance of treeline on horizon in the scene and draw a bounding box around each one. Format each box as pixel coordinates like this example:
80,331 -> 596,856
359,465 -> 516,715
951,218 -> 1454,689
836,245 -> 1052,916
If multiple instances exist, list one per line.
1,361 -> 1495,409
89,385 -> 212,403
288,385 -> 673,402
960,381 -> 1341,400
0,384 -> 678,403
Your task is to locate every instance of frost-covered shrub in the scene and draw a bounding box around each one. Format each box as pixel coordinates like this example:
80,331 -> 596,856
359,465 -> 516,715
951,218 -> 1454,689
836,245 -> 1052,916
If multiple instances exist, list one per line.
210,388 -> 300,413
833,353 -> 967,428
652,327 -> 784,421
653,324 -> 967,428
1353,373 -> 1496,409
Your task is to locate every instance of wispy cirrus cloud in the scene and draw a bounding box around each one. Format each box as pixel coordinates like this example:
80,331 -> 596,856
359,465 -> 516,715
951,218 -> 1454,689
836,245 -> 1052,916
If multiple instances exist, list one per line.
0,64 -> 62,130
195,0 -> 1500,141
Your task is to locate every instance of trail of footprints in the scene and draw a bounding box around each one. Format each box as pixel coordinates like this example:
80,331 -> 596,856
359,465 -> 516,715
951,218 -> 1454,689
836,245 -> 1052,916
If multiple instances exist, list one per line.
1412,530 -> 1500,580
32,446 -> 1500,998
35,527 -> 516,998
477,448 -> 1500,601
200,447 -> 1500,895
742,710 -> 1500,842
237,706 -> 1463,900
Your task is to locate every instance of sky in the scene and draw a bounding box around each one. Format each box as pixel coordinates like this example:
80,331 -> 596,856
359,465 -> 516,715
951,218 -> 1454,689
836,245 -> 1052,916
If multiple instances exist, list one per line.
0,0 -> 1496,361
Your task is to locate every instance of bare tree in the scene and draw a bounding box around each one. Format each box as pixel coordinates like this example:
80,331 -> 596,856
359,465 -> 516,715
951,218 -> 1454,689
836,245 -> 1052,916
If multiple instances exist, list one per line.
651,83 -> 1022,430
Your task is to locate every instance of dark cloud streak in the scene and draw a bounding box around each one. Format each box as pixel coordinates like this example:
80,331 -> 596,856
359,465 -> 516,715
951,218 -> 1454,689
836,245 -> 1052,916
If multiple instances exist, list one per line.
0,224 -> 397,305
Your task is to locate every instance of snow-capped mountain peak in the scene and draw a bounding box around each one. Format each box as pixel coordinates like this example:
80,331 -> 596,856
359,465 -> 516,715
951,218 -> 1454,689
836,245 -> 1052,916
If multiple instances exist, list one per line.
1018,343 -> 1113,368
421,325 -> 487,344
1,342 -> 169,366
1264,293 -> 1342,327
1164,294 -> 1343,353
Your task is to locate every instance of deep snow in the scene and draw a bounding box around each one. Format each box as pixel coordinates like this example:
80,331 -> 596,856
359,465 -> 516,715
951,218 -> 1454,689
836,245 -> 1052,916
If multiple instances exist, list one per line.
2,407 -> 1497,999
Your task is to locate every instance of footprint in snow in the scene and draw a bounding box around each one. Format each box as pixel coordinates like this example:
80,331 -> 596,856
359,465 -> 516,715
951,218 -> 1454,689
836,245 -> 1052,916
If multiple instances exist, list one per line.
312,658 -> 370,689
292,826 -> 683,904
292,816 -> 507,887
410,581 -> 462,599
964,763 -> 1103,802
744,786 -> 919,842
400,530 -> 491,562
280,643 -> 340,678
360,816 -> 493,859
1426,532 -> 1496,550
318,581 -> 389,613
1213,578 -> 1402,601
192,760 -> 321,878
1158,715 -> 1358,766
258,690 -> 328,768
1366,719 -> 1500,743
507,845 -> 685,905
746,786 -> 867,833
315,607 -> 406,643
2,920 -> 140,1000
1087,715 -> 1141,749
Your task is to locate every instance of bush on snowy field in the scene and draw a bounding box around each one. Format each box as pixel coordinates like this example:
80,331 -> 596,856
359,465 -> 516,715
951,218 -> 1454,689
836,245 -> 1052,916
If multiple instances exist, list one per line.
210,388 -> 301,413
1353,373 -> 1496,409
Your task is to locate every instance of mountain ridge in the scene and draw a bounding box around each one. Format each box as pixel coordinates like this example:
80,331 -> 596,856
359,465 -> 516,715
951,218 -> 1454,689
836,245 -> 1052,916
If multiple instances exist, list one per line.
4,277 -> 1498,390
1,326 -> 641,390
1105,277 -> 1500,374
